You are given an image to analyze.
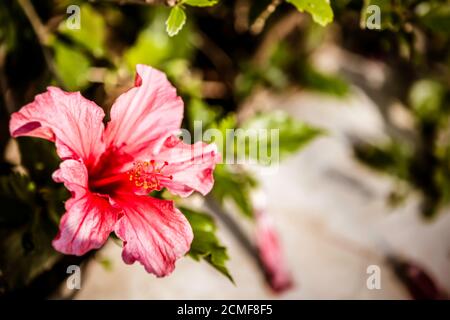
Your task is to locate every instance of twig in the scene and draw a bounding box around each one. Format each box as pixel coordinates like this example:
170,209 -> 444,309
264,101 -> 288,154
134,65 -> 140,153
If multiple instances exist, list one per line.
205,195 -> 271,284
17,0 -> 51,45
234,0 -> 250,33
250,0 -> 282,35
253,10 -> 304,66
16,0 -> 65,88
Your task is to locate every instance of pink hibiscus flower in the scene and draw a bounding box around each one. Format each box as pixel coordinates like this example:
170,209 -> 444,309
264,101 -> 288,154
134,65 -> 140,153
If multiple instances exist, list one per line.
9,65 -> 219,277
256,209 -> 293,293
253,191 -> 293,293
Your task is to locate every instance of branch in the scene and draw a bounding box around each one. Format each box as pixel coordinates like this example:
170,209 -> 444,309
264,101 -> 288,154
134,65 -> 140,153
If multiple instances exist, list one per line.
250,0 -> 282,35
204,195 -> 270,283
17,0 -> 51,45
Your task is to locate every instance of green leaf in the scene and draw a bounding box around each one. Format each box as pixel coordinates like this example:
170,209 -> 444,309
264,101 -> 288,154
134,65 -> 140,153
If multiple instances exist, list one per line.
187,98 -> 219,132
40,186 -> 70,226
166,6 -> 187,37
58,4 -> 106,58
0,173 -> 34,228
210,114 -> 237,156
353,141 -> 412,181
0,173 -> 61,292
16,137 -> 60,187
0,172 -> 34,204
286,0 -> 334,26
97,257 -> 113,272
241,111 -> 324,161
124,10 -> 193,70
164,59 -> 203,97
419,4 -> 450,34
409,79 -> 445,122
124,26 -> 170,69
212,164 -> 257,218
53,41 -> 91,90
0,207 -> 61,292
300,64 -> 349,97
180,207 -> 233,282
183,0 -> 219,7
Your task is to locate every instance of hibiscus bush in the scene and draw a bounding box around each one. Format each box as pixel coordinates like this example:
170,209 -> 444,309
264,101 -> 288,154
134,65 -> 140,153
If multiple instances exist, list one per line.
0,0 -> 449,298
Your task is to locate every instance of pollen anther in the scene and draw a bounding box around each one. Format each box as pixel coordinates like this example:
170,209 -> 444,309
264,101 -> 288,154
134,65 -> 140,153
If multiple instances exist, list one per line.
128,160 -> 172,191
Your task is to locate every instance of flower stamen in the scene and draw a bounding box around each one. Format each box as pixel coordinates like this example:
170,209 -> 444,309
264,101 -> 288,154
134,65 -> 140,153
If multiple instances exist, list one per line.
128,160 -> 173,191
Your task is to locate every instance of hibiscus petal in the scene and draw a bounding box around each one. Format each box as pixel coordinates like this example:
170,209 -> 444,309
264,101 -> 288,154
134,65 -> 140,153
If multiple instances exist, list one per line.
9,87 -> 105,167
255,209 -> 293,293
105,65 -> 183,158
113,193 -> 193,277
52,160 -> 118,255
153,136 -> 220,197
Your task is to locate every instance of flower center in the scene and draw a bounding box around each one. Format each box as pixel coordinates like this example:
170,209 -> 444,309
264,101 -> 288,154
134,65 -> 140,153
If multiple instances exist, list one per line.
128,160 -> 173,191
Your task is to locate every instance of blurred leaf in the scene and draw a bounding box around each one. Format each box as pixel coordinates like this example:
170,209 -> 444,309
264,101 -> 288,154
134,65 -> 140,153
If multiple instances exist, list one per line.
53,41 -> 91,90
418,3 -> 450,34
180,207 -> 233,282
0,173 -> 34,228
300,64 -> 349,97
207,111 -> 320,216
409,79 -> 445,123
0,173 -> 61,292
124,10 -> 193,70
166,6 -> 187,37
17,137 -> 60,186
165,59 -> 203,97
0,172 -> 34,203
354,141 -> 413,181
187,98 -> 218,132
183,0 -> 219,7
212,164 -> 257,218
242,111 -> 324,161
286,0 -> 334,26
0,3 -> 18,52
58,4 -> 106,58
0,156 -> 66,294
125,26 -> 171,68
40,186 -> 70,226
212,113 -> 237,157
97,257 -> 113,272
0,208 -> 60,292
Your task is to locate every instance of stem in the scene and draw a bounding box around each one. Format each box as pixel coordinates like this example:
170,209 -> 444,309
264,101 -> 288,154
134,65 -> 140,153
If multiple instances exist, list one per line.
204,195 -> 269,281
17,0 -> 50,45
250,0 -> 282,35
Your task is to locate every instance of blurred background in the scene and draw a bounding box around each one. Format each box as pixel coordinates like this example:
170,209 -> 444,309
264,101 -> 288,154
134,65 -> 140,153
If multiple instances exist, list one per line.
0,0 -> 449,299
